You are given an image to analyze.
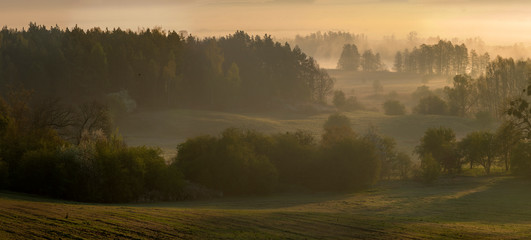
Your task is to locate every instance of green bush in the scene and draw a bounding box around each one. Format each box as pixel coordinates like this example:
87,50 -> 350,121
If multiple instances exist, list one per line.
511,142 -> 531,177
382,100 -> 406,115
16,148 -> 75,198
176,128 -> 278,195
333,90 -> 364,111
418,153 -> 441,183
414,95 -> 448,115
269,131 -> 317,188
318,138 -> 380,190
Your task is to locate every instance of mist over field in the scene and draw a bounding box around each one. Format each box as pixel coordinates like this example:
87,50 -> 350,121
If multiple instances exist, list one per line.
2,0 -> 531,239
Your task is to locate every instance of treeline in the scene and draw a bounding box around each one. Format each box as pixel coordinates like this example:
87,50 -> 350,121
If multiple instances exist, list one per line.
0,88 -> 183,202
416,117 -> 528,181
0,88 -> 413,201
175,113 -> 412,194
336,44 -> 384,71
292,31 -> 369,61
410,55 -> 531,118
377,55 -> 531,118
393,40 -> 472,76
0,23 -> 333,109
413,94 -> 531,181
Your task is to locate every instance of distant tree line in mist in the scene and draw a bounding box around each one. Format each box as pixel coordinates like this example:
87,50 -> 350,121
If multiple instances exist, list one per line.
293,31 -> 369,62
406,56 -> 531,118
393,40 -> 487,77
0,23 -> 334,110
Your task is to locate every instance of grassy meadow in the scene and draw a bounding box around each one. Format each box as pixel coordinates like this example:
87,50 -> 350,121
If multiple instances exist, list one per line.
1,71 -> 514,239
2,176 -> 531,239
117,71 -> 492,159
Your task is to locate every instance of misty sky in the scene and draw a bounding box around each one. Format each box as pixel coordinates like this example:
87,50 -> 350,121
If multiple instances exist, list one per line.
2,0 -> 531,44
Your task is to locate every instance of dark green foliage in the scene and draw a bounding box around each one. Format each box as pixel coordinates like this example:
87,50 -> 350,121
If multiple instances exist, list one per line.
394,51 -> 403,72
396,40 -> 468,76
322,113 -> 356,146
176,129 -> 278,195
177,114 -> 383,194
382,100 -> 406,115
361,50 -> 383,72
0,90 -> 183,203
507,97 -> 531,138
318,138 -> 380,190
395,152 -> 413,180
495,122 -> 521,171
418,154 -> 441,183
363,127 -> 408,181
445,74 -> 476,117
458,131 -> 498,174
333,90 -> 364,111
510,142 -> 531,177
415,127 -> 459,173
337,44 -> 360,70
479,56 -> 530,117
0,25 -> 332,110
269,131 -> 317,187
414,95 -> 448,115
411,85 -> 433,102
333,90 -> 347,108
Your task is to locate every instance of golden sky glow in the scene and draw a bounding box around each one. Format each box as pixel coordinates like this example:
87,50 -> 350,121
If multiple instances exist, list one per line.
2,0 -> 531,44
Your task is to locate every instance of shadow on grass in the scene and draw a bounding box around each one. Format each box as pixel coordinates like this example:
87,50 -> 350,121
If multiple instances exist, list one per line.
129,191 -> 354,210
431,176 -> 531,224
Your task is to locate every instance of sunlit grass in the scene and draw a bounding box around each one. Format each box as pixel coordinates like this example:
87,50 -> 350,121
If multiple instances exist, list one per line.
2,176 -> 531,239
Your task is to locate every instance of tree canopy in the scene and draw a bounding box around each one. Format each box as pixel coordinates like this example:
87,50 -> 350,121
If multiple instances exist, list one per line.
0,24 -> 334,110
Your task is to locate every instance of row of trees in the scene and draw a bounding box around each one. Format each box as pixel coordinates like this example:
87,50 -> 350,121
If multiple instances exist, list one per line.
0,24 -> 334,109
293,31 -> 369,62
0,88 -> 184,202
176,113 -> 412,194
409,57 -> 530,118
415,97 -> 531,181
337,44 -> 384,71
0,86 -> 413,200
394,40 -> 488,77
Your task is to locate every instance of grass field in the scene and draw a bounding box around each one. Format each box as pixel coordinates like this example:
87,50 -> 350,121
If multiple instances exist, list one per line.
118,108 -> 493,160
117,71 -> 476,160
0,71 -> 520,239
2,176 -> 531,239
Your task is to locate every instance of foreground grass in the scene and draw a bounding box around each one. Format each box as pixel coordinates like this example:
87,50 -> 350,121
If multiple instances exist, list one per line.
2,176 -> 531,239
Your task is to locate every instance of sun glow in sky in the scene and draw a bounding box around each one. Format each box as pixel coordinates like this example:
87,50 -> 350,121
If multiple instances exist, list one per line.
2,0 -> 531,44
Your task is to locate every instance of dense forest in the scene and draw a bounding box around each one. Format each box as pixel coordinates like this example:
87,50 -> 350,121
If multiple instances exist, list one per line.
0,23 -> 333,110
2,24 -> 531,204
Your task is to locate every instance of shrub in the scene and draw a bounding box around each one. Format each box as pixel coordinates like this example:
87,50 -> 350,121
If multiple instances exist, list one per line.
415,127 -> 459,173
322,113 -> 356,146
333,90 -> 364,111
16,147 -> 76,198
269,131 -> 317,187
382,100 -> 406,115
414,95 -> 448,115
395,152 -> 413,180
333,90 -> 347,108
318,138 -> 380,190
176,128 -> 278,195
511,142 -> 531,177
418,153 -> 441,183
